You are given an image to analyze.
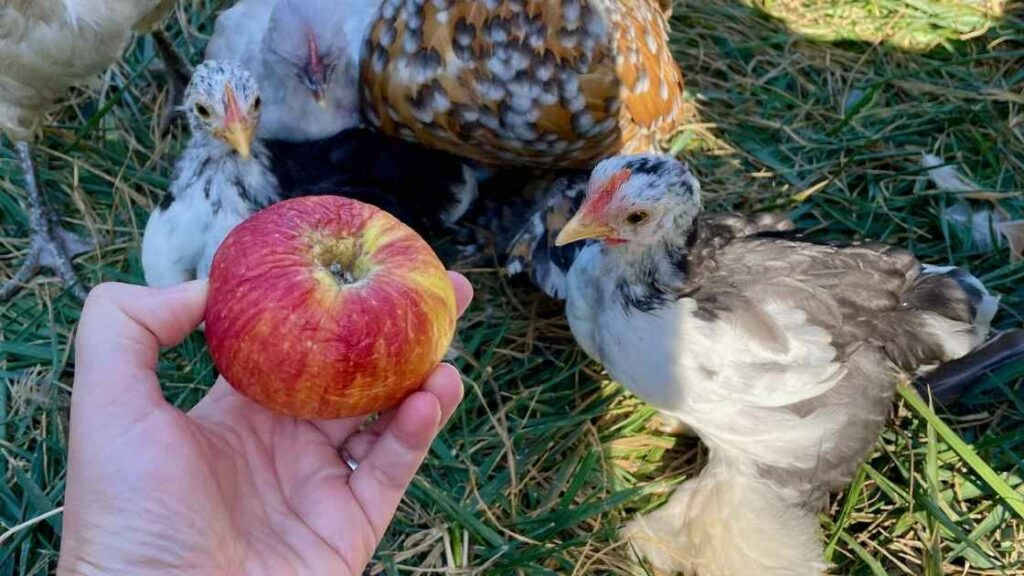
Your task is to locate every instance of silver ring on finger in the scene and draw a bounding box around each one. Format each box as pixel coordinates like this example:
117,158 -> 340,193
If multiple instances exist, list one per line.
342,450 -> 359,472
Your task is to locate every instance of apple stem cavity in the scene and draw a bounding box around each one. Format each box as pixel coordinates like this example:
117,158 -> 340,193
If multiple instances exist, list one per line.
311,236 -> 367,288
329,261 -> 356,285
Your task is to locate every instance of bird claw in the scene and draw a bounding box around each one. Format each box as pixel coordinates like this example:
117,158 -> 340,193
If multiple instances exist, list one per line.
0,228 -> 91,301
37,227 -> 94,270
1,141 -> 90,302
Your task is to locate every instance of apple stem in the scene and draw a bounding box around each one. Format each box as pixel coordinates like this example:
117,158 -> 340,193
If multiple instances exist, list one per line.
329,261 -> 356,285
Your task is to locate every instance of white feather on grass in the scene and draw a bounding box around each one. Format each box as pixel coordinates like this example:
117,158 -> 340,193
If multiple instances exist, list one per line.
923,153 -> 1023,261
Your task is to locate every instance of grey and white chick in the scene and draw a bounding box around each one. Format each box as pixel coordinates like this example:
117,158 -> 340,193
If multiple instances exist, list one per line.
467,168 -> 793,300
555,154 -> 1023,575
142,61 -> 278,287
206,0 -> 381,141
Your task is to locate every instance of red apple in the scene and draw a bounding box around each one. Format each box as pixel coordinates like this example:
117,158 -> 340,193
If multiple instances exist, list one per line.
203,196 -> 457,419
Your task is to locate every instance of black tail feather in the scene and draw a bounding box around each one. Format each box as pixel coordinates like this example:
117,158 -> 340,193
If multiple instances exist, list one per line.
914,329 -> 1024,406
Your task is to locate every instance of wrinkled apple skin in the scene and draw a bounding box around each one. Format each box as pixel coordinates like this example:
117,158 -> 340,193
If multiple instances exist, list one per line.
204,196 -> 457,419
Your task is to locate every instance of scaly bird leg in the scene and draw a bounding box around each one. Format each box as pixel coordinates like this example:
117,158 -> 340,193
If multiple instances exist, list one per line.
151,29 -> 192,134
0,141 -> 90,301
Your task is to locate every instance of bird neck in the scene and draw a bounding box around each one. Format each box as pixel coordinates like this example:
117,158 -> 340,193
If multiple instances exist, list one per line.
606,223 -> 696,312
183,132 -> 278,209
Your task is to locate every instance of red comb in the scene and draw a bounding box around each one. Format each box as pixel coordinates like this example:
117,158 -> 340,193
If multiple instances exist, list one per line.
583,169 -> 631,217
307,29 -> 324,76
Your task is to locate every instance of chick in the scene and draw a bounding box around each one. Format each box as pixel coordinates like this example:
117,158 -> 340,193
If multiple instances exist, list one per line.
142,61 -> 478,287
556,154 -> 1022,575
142,61 -> 277,287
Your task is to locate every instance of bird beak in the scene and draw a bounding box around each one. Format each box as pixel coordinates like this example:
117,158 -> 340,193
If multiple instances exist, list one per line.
556,168 -> 632,245
218,83 -> 255,159
221,121 -> 254,159
310,83 -> 328,108
555,215 -> 615,246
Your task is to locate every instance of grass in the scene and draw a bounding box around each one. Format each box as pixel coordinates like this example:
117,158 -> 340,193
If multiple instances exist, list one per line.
1,0 -> 1023,573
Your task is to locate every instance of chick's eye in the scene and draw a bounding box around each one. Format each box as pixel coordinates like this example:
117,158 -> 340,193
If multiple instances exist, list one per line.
626,211 -> 650,225
252,96 -> 262,112
194,103 -> 212,120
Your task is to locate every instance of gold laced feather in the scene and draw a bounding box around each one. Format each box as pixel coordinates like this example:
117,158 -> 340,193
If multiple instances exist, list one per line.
361,0 -> 685,168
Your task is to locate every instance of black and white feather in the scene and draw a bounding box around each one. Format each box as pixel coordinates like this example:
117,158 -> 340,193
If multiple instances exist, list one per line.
555,154 -> 1017,575
143,61 -> 278,288
492,169 -> 794,299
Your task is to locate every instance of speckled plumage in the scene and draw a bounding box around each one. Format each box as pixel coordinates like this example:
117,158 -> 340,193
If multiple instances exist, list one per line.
360,0 -> 686,168
143,62 -> 280,287
560,155 -> 1004,575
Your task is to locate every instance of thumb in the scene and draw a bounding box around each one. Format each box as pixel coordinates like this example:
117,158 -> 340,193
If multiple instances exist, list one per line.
73,281 -> 208,426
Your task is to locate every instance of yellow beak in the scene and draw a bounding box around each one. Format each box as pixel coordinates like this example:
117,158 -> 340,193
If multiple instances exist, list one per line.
554,215 -> 615,246
219,121 -> 254,160
216,83 -> 255,159
313,89 -> 328,108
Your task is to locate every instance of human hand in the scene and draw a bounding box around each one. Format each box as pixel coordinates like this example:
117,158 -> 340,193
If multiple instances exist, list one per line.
57,274 -> 473,576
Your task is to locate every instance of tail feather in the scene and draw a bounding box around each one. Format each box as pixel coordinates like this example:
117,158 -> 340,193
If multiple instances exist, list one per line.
906,265 -> 1012,405
917,264 -> 999,346
501,172 -> 589,299
915,329 -> 1024,406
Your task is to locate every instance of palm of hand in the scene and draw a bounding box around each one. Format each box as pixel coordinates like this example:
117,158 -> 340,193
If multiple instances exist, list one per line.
58,280 -> 469,576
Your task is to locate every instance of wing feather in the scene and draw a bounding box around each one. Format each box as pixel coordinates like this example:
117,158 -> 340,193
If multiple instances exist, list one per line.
361,0 -> 685,168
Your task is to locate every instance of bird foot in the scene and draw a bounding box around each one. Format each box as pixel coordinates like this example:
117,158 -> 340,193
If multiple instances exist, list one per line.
38,226 -> 94,270
650,412 -> 693,436
1,141 -> 91,302
1,226 -> 92,301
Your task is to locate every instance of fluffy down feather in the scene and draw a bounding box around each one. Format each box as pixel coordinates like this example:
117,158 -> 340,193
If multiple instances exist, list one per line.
560,154 -> 1007,575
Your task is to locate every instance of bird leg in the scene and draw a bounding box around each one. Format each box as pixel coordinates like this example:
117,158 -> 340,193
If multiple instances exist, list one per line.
151,29 -> 192,134
0,141 -> 90,301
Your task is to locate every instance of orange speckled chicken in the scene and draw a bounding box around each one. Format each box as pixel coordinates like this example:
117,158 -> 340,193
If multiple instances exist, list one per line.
360,0 -> 685,168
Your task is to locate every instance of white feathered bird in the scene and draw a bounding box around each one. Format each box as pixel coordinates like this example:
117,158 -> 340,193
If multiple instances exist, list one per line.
142,61 -> 277,287
554,154 -> 1022,575
0,0 -> 187,300
141,60 -> 479,287
205,0 -> 383,141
